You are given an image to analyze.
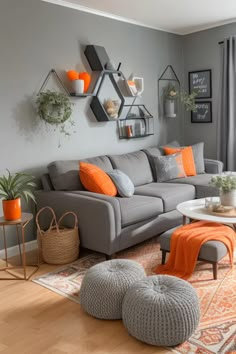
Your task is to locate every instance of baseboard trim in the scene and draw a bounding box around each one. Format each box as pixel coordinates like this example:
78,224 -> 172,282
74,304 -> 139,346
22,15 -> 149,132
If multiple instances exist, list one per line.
0,240 -> 38,259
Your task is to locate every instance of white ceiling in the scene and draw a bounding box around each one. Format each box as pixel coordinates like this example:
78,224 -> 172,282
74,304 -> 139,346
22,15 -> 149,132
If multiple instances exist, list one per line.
44,0 -> 236,35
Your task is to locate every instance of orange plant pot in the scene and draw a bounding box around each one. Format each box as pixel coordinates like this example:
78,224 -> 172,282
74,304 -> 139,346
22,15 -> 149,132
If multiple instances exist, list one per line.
2,198 -> 21,220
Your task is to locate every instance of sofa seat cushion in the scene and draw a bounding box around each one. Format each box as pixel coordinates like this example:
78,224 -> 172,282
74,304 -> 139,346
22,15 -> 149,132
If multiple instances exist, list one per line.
116,195 -> 163,227
108,151 -> 153,187
134,183 -> 195,212
169,174 -> 219,198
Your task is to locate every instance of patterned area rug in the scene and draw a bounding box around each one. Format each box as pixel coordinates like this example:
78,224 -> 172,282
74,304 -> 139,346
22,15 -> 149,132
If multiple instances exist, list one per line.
33,237 -> 236,353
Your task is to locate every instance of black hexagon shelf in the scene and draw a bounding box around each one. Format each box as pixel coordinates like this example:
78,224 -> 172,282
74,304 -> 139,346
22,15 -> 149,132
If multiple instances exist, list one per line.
90,71 -> 125,122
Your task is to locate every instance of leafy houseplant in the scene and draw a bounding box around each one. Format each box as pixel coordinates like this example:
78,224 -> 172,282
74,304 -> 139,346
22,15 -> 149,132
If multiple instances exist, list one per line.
210,175 -> 236,207
0,171 -> 36,220
164,85 -> 197,112
36,90 -> 75,139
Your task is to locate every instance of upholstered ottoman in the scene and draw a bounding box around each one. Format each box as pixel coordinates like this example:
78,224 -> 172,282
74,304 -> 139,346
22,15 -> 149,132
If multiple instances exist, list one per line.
122,275 -> 200,346
79,259 -> 145,320
159,226 -> 228,279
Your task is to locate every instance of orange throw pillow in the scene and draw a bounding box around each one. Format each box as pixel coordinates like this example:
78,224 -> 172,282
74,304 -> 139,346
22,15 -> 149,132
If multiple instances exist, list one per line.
163,146 -> 196,176
79,162 -> 117,196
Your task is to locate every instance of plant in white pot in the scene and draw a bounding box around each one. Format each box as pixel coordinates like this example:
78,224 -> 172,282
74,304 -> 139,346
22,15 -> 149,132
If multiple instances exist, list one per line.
210,175 -> 236,207
164,85 -> 198,118
0,171 -> 36,220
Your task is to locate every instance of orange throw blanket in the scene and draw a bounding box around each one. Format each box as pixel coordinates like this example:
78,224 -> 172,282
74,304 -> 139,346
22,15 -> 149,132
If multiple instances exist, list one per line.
155,221 -> 235,279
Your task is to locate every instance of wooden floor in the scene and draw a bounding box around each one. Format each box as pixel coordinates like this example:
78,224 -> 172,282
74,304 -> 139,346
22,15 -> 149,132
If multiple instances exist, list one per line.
0,251 -> 171,354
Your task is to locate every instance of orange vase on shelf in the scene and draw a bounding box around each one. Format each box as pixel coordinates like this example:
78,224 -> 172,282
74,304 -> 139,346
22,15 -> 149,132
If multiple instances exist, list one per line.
79,72 -> 91,92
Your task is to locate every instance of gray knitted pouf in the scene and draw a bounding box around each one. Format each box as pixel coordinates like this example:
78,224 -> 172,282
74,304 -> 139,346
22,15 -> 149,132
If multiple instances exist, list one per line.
79,259 -> 146,320
122,275 -> 200,346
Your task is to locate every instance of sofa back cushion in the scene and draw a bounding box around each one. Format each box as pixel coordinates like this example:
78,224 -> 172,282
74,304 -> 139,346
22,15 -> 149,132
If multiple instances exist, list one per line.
48,155 -> 113,191
108,151 -> 153,186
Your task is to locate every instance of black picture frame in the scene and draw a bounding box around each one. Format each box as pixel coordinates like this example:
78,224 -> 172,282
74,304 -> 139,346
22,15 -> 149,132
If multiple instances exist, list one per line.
189,69 -> 212,99
191,101 -> 212,123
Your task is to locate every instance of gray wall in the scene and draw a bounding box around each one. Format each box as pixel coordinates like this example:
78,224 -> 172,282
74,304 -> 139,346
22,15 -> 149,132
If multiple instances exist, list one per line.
183,22 -> 236,159
0,0 -> 184,248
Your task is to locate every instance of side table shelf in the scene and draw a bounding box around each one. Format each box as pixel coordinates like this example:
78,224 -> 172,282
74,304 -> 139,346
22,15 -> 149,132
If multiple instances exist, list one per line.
0,213 -> 39,280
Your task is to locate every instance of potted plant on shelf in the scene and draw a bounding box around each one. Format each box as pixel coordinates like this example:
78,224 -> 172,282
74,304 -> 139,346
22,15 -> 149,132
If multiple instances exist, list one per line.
210,175 -> 236,207
36,90 -> 75,139
0,170 -> 36,220
164,85 -> 197,117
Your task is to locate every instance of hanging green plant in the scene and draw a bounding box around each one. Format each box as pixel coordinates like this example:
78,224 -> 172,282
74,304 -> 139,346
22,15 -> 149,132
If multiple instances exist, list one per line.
37,90 -> 73,124
36,90 -> 75,141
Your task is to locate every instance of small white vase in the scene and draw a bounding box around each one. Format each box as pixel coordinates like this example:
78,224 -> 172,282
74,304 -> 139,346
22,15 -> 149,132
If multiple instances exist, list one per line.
165,99 -> 176,118
72,79 -> 84,95
220,190 -> 236,207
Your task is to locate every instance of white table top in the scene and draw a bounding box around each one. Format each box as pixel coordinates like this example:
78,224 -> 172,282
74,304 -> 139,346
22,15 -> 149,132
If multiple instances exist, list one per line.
177,198 -> 236,224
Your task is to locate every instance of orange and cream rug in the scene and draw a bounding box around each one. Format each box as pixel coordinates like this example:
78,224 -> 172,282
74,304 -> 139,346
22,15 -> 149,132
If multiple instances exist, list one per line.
33,237 -> 236,353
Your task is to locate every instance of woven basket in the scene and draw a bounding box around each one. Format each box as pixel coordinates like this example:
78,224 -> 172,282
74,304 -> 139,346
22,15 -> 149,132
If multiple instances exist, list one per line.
36,207 -> 79,265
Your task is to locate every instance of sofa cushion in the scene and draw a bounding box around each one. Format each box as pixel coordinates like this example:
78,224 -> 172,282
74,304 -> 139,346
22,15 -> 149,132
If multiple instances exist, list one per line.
151,153 -> 186,182
48,160 -> 83,191
116,195 -> 163,227
79,162 -> 117,196
108,151 -> 153,187
143,141 -> 180,180
164,146 -> 197,177
48,156 -> 113,191
169,174 -> 219,198
107,169 -> 135,197
134,183 -> 195,212
82,156 -> 113,172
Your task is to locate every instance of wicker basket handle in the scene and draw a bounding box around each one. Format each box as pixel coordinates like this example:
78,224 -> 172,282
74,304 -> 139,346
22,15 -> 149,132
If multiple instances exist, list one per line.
36,206 -> 59,236
58,211 -> 78,230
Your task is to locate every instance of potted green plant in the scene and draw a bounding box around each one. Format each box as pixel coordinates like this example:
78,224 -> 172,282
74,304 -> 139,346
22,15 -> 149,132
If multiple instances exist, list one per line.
36,90 -> 75,139
0,171 -> 36,220
164,85 -> 198,117
210,175 -> 236,207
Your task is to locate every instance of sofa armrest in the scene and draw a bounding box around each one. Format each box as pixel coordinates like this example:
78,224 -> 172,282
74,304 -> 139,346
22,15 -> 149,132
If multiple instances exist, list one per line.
204,159 -> 223,174
35,190 -> 121,255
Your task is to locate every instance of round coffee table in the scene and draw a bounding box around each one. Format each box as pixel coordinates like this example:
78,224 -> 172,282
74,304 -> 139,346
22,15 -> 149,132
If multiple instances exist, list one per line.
177,198 -> 236,228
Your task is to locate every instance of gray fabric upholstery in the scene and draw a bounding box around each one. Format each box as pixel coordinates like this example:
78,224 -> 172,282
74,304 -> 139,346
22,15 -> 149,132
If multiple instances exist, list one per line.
41,173 -> 54,191
107,169 -> 134,197
191,142 -> 205,174
47,156 -> 113,191
119,210 -> 183,251
159,226 -> 228,262
81,155 -> 113,172
48,160 -> 82,191
143,141 -> 180,180
204,158 -> 224,174
169,174 -> 219,198
151,153 -> 186,182
35,190 -> 122,255
80,260 -> 146,319
122,275 -> 200,346
117,194 -> 163,227
108,151 -> 153,187
135,183 -> 195,212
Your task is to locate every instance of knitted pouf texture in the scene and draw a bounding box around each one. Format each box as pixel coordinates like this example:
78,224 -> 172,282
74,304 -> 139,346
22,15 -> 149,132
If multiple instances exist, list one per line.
79,259 -> 146,320
122,275 -> 200,346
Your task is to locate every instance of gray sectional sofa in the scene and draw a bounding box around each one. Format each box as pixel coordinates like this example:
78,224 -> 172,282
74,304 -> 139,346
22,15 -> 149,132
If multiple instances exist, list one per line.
35,144 -> 223,256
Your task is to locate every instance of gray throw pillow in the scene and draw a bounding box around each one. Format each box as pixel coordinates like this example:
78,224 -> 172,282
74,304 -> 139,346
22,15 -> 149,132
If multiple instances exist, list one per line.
151,153 -> 186,182
107,169 -> 135,197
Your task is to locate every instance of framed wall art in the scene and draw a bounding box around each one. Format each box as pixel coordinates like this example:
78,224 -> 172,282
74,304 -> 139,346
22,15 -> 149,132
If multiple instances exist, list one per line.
189,69 -> 212,99
191,101 -> 212,123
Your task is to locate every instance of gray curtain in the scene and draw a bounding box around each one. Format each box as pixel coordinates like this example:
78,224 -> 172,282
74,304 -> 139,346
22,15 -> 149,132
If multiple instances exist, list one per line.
218,36 -> 236,171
